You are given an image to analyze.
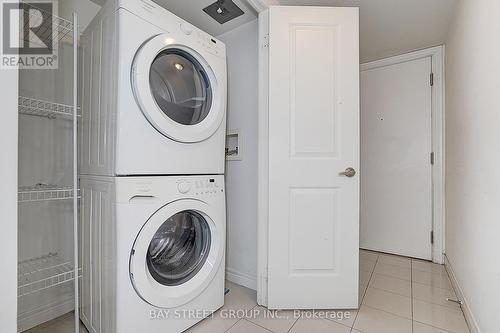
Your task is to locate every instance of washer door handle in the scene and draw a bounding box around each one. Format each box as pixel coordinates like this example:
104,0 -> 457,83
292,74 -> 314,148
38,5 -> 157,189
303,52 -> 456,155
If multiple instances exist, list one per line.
129,195 -> 156,203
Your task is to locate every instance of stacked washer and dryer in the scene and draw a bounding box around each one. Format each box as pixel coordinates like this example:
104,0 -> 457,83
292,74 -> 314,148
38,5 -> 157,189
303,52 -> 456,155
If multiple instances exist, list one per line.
79,1 -> 227,332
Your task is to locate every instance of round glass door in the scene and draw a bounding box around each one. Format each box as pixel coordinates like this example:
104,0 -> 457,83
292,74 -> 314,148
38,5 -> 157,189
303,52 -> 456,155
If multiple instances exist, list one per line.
149,49 -> 213,126
146,210 -> 211,286
130,199 -> 223,308
132,34 -> 225,143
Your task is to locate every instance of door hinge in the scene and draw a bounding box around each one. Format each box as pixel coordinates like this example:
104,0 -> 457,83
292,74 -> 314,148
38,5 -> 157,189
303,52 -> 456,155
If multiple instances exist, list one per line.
262,34 -> 269,48
430,73 -> 434,86
430,152 -> 435,165
430,231 -> 434,244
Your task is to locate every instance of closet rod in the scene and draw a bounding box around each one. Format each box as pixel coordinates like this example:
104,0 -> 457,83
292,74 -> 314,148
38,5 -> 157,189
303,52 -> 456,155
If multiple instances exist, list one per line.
72,12 -> 80,333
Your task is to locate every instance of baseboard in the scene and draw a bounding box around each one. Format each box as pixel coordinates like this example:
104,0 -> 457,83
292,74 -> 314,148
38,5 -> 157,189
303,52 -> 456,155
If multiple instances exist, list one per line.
18,297 -> 74,332
225,267 -> 257,290
444,254 -> 481,333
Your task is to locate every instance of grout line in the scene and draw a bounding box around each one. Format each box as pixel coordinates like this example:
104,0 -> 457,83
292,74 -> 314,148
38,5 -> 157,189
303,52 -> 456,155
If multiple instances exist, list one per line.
286,312 -> 300,333
247,304 -> 300,333
243,318 -> 275,333
411,257 -> 414,333
367,285 -> 412,299
286,309 -> 301,333
361,248 -> 417,261
370,271 -> 412,282
413,320 -> 457,333
352,253 -> 379,329
362,304 -> 413,321
374,260 -> 412,270
412,280 -> 453,291
223,318 -> 243,333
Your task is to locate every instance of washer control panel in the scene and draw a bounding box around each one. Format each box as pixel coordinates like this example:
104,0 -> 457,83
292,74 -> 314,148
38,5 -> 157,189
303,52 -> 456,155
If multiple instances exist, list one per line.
176,177 -> 223,196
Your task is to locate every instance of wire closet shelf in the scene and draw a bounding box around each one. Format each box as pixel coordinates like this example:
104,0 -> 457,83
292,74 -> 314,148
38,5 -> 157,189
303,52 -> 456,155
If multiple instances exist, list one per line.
21,1 -> 73,47
18,253 -> 82,297
18,96 -> 81,119
18,184 -> 80,203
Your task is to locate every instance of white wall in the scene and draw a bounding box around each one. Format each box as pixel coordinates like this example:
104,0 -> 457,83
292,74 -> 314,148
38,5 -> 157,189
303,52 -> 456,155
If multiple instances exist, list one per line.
445,0 -> 500,331
218,20 -> 259,290
0,2 -> 19,331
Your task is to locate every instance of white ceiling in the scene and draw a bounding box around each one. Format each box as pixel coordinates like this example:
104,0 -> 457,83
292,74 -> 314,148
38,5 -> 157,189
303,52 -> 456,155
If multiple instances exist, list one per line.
268,0 -> 457,62
90,0 -> 456,63
152,0 -> 258,37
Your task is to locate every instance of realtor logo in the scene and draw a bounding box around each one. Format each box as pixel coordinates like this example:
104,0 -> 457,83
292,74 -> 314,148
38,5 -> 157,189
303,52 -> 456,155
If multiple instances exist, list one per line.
1,0 -> 59,69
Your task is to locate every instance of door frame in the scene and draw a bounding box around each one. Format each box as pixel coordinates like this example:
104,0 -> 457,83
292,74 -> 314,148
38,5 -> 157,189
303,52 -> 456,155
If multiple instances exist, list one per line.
257,9 -> 270,306
0,0 -> 19,328
360,46 -> 445,265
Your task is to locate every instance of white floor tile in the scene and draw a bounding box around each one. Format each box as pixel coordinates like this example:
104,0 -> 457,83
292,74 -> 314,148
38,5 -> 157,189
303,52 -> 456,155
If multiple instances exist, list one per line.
359,283 -> 368,296
374,262 -> 411,281
360,269 -> 372,286
412,282 -> 460,309
413,321 -> 454,333
187,281 -> 257,333
224,281 -> 258,310
23,255 -> 473,333
412,260 -> 447,275
360,250 -> 379,262
413,299 -> 469,333
289,318 -> 351,333
412,270 -> 453,290
378,254 -> 411,268
353,305 -> 412,333
360,258 -> 377,272
369,273 -> 411,297
359,283 -> 368,305
362,287 -> 412,319
226,319 -> 272,333
324,309 -> 358,328
245,306 -> 298,333
185,312 -> 239,333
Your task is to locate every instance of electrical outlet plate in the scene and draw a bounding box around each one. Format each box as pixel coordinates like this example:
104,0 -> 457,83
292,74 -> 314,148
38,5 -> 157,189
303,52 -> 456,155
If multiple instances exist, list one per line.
226,129 -> 242,161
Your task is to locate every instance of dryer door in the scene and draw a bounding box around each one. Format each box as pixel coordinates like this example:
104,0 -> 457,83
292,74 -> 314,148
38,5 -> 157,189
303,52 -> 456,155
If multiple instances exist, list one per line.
130,199 -> 224,308
132,34 -> 225,143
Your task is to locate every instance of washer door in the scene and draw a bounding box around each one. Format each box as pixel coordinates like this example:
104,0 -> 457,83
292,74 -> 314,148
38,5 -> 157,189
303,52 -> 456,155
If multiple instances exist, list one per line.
130,200 -> 224,308
132,34 -> 224,143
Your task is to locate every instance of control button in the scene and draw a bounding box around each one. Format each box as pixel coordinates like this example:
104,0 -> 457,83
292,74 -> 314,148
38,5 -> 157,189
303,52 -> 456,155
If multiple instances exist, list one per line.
178,181 -> 191,194
180,23 -> 193,35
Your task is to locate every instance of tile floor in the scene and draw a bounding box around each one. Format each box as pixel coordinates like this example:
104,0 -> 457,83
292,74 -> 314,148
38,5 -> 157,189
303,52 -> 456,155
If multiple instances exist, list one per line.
24,250 -> 470,333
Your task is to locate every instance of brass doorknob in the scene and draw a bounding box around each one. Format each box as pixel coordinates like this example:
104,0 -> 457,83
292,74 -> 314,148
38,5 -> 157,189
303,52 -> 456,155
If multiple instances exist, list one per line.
339,167 -> 356,177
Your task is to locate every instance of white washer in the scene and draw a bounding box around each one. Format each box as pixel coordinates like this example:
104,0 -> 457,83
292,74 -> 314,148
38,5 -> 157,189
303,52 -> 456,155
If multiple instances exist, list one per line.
80,175 -> 226,333
81,0 -> 227,176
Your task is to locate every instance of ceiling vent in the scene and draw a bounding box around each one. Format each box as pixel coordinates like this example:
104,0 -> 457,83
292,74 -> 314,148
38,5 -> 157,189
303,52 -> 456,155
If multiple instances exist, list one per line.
203,0 -> 244,24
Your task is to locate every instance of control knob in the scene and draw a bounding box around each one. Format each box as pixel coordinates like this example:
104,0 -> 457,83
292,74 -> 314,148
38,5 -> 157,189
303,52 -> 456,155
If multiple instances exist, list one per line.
180,23 -> 193,35
177,181 -> 191,194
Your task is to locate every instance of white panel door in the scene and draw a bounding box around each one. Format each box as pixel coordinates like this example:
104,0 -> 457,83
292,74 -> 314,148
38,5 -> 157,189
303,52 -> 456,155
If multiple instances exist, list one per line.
360,57 -> 432,260
266,6 -> 359,309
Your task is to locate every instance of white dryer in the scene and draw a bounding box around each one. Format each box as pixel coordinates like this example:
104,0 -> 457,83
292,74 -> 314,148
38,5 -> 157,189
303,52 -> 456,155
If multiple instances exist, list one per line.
79,175 -> 226,333
80,0 -> 227,176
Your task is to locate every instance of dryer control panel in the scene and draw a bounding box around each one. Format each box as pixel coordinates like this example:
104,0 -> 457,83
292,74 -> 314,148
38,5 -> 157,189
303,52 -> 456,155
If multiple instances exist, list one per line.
195,31 -> 225,57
